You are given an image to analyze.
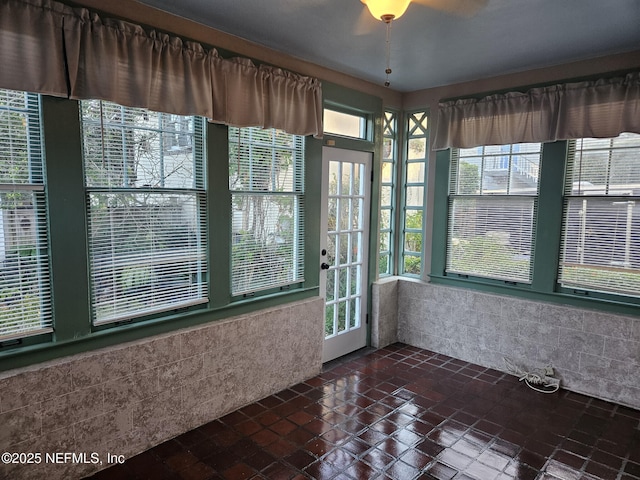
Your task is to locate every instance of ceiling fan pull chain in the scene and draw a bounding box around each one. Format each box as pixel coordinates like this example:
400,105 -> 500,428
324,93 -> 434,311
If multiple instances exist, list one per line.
384,19 -> 392,87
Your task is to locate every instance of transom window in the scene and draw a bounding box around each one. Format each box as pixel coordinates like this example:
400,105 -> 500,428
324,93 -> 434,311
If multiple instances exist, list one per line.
323,109 -> 367,140
80,100 -> 208,325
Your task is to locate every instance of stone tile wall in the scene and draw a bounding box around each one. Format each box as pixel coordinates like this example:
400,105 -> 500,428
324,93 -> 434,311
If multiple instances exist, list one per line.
0,297 -> 324,480
377,278 -> 640,410
371,277 -> 398,348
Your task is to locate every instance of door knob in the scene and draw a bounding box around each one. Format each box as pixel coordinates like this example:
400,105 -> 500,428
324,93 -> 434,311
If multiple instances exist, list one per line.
321,263 -> 330,270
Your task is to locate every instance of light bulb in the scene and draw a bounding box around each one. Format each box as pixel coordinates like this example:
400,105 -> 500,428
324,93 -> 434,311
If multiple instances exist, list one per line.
361,0 -> 411,21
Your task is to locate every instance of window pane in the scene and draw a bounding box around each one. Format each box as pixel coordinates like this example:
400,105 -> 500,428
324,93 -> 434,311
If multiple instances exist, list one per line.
405,186 -> 424,207
231,194 -> 303,295
81,100 -> 207,325
408,138 -> 426,160
381,161 -> 393,183
229,127 -> 305,295
402,111 -> 428,276
323,109 -> 366,139
88,192 -> 206,324
447,143 -> 540,283
0,89 -> 51,340
560,133 -> 640,297
447,197 -> 535,283
81,100 -> 199,189
381,186 -> 392,205
380,111 -> 397,277
406,163 -> 425,184
404,210 -> 423,254
403,255 -> 421,275
457,144 -> 541,195
457,158 -> 481,194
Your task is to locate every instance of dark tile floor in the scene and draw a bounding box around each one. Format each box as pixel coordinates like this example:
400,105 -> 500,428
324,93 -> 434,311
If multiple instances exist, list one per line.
86,344 -> 640,480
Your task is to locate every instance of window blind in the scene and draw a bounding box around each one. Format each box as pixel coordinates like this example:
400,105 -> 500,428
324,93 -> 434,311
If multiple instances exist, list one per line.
229,127 -> 304,295
81,100 -> 207,325
559,133 -> 640,296
0,89 -> 52,340
446,143 -> 541,283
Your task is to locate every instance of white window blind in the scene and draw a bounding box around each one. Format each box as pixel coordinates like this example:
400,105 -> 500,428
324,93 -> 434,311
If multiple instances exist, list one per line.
447,143 -> 541,283
0,89 -> 52,340
559,133 -> 640,296
229,127 -> 305,295
81,100 -> 207,325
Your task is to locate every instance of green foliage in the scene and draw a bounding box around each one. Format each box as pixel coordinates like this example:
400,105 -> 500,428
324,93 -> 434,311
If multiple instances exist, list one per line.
0,91 -> 46,335
404,256 -> 421,275
449,235 -> 529,280
229,128 -> 301,294
379,254 -> 389,275
0,256 -> 42,335
459,161 -> 480,194
404,210 -> 423,253
561,265 -> 640,296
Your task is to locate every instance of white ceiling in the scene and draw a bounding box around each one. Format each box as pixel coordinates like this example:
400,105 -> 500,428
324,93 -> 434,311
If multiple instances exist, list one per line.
139,0 -> 640,92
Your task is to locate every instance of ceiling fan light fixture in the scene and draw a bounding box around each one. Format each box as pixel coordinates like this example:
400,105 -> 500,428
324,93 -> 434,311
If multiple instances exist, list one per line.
361,0 -> 411,22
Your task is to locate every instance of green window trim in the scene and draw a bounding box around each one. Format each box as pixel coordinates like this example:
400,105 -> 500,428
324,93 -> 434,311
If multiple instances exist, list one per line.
379,110 -> 398,276
446,143 -> 542,284
80,100 -> 209,326
400,110 -> 428,277
431,138 -> 640,317
0,90 -> 52,341
0,93 -> 323,369
228,126 -> 306,298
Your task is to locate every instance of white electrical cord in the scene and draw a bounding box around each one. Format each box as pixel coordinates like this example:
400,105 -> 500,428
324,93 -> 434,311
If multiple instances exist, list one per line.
503,357 -> 560,394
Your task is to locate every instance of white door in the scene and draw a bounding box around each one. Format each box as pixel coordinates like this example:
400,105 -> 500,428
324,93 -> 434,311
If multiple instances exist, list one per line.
320,147 -> 371,362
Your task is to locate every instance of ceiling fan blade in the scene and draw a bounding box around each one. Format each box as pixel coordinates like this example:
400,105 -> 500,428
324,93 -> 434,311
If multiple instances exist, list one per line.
354,6 -> 378,35
412,0 -> 488,17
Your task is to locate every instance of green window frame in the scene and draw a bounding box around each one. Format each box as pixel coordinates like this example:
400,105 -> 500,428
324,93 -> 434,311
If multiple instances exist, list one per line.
446,143 -> 542,283
0,89 -> 52,341
401,111 -> 428,277
432,133 -> 640,314
559,133 -> 640,299
379,110 -> 398,276
80,100 -> 208,326
228,126 -> 305,297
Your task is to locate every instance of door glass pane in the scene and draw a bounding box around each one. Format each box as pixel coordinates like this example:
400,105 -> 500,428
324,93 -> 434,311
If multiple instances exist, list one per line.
338,267 -> 347,298
352,164 -> 362,195
337,302 -> 347,332
339,198 -> 350,231
349,299 -> 358,328
325,303 -> 335,336
329,162 -> 339,195
341,162 -> 352,195
339,233 -> 349,265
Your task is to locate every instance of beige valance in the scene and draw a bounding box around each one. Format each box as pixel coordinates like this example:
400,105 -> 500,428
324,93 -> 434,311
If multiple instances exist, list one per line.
0,0 -> 323,138
0,0 -> 69,97
434,72 -> 640,150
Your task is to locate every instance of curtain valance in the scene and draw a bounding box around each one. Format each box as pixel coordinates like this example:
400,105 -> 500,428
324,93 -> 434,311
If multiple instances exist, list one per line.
0,0 -> 323,138
434,72 -> 640,150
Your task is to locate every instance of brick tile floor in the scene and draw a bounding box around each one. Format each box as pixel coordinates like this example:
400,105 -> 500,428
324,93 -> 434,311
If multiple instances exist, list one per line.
85,344 -> 640,480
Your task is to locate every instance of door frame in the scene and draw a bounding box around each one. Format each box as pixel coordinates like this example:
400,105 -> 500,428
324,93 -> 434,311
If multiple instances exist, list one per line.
320,146 -> 372,363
